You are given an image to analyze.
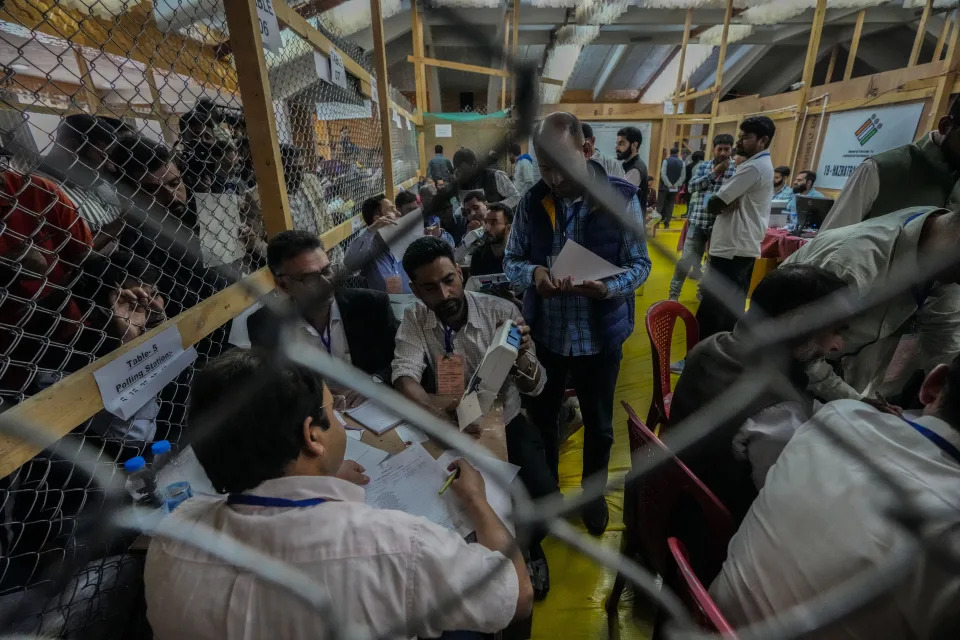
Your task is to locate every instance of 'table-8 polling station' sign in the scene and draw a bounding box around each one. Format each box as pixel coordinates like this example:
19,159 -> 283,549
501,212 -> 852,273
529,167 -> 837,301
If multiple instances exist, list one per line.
816,102 -> 924,191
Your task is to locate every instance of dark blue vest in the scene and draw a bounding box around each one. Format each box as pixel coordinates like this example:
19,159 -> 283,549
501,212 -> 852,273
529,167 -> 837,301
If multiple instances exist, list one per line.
520,163 -> 639,352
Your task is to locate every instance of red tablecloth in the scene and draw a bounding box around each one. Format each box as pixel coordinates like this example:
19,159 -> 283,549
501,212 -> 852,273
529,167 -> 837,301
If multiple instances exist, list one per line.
761,228 -> 809,260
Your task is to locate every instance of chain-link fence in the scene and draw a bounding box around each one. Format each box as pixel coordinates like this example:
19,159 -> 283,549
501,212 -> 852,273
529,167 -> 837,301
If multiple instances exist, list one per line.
0,1 -> 958,640
0,0 -> 419,634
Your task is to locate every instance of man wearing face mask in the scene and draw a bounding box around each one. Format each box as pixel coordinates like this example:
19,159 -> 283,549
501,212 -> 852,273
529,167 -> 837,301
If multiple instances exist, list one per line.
822,98 -> 960,231
248,230 -> 399,409
505,112 -> 651,535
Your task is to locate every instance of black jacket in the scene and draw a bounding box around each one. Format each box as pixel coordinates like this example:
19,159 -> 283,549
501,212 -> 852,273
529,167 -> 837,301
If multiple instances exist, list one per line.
247,288 -> 399,381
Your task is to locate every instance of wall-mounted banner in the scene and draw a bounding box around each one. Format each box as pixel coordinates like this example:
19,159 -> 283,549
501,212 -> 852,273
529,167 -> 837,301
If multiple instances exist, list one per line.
816,103 -> 925,191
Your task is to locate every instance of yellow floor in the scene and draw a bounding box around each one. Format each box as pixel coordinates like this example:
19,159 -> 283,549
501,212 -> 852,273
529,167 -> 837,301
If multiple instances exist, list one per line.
531,223 -> 698,640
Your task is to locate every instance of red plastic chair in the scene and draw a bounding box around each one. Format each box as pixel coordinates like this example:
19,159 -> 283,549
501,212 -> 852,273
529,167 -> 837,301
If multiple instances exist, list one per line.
667,538 -> 737,635
607,401 -> 735,614
645,301 -> 699,432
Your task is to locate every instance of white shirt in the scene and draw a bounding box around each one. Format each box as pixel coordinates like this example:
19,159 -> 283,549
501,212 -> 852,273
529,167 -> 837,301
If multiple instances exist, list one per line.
711,400 -> 960,639
589,151 -> 626,179
783,207 -> 960,400
708,150 -> 774,259
392,291 -> 545,424
145,475 -> 519,640
303,300 -> 351,364
732,399 -> 819,490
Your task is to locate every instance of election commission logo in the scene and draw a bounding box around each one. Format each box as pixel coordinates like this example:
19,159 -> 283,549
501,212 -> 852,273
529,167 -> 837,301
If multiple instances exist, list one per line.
855,114 -> 882,146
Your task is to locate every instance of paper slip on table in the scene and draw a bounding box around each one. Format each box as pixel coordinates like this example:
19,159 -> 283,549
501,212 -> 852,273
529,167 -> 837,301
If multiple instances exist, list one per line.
345,394 -> 508,463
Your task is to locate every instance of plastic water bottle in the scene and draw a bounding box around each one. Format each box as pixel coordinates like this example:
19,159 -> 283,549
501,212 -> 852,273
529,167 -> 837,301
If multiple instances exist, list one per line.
151,440 -> 175,471
123,456 -> 161,506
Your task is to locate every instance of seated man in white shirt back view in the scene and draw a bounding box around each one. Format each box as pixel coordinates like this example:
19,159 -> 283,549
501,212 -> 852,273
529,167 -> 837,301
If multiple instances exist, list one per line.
145,348 -> 532,640
711,356 -> 960,639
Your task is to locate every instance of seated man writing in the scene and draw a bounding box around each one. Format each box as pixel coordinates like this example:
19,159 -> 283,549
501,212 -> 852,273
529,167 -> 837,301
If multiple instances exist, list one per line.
669,265 -> 846,521
343,194 -> 411,293
392,236 -> 555,599
145,348 -> 532,639
248,230 -> 399,408
711,355 -> 960,639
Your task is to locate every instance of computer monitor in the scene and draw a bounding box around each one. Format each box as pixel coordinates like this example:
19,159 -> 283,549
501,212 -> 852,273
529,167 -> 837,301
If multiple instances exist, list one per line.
769,200 -> 788,228
794,195 -> 834,233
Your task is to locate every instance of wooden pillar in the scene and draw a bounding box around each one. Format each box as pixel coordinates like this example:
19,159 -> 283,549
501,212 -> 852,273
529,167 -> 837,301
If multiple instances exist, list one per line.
674,9 -> 692,99
73,49 -> 101,114
934,12 -> 952,62
788,0 -> 828,173
144,67 -> 178,147
909,0 -> 934,67
510,0 -> 519,106
411,0 -> 427,116
654,116 -> 667,191
824,45 -> 838,84
223,0 -> 292,236
931,9 -> 960,129
370,0 -> 395,198
705,0 -> 733,147
501,9 -> 511,110
844,9 -> 865,81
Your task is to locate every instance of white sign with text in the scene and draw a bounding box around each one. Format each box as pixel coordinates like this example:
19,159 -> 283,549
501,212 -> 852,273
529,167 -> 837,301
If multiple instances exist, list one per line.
816,102 -> 925,190
329,49 -> 347,88
254,0 -> 282,53
94,326 -> 197,420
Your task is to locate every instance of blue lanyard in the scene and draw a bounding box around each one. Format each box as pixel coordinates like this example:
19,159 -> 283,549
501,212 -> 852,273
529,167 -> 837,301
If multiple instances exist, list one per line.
319,320 -> 332,354
227,494 -> 329,508
903,418 -> 960,465
443,325 -> 455,354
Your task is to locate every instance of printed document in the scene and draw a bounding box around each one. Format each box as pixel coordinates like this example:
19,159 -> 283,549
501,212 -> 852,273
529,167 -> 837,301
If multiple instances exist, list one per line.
550,239 -> 625,285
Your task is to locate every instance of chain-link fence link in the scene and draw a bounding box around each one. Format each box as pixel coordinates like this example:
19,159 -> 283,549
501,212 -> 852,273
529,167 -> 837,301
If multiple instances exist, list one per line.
0,1 -> 958,640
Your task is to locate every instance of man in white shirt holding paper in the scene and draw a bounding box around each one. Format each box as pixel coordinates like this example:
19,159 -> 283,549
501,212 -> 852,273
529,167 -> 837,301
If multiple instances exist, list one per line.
392,236 -> 556,600
696,116 -> 776,339
146,348 -> 532,640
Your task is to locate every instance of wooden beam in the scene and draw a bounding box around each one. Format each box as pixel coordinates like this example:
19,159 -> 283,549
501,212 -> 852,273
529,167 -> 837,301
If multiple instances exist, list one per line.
371,0 -> 396,200
788,0 -> 828,173
705,0 -> 734,146
72,46 -> 101,114
931,9 -> 960,129
224,0 -> 292,236
934,11 -> 952,62
0,269 -> 274,480
909,0 -> 934,67
411,0 -> 427,115
407,55 -> 561,85
674,9 -> 692,100
844,9 -> 865,81
511,0 -> 520,106
501,10 -> 511,111
824,45 -> 839,85
144,67 -> 178,147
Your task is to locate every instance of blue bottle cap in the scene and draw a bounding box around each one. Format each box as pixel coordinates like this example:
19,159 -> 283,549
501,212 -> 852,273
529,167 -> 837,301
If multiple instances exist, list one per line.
124,456 -> 146,472
151,440 -> 171,455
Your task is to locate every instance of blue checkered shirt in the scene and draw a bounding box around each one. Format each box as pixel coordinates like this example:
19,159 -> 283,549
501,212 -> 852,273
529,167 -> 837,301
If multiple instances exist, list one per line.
686,160 -> 737,231
504,193 -> 651,356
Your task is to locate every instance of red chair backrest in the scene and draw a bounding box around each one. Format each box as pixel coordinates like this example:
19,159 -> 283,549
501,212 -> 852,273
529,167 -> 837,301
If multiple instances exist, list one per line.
622,400 -> 735,583
667,537 -> 737,636
645,301 -> 699,421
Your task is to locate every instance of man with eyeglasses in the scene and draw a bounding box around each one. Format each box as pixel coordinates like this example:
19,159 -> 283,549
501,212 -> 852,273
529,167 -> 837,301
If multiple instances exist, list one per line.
696,116 -> 777,339
248,230 -> 399,408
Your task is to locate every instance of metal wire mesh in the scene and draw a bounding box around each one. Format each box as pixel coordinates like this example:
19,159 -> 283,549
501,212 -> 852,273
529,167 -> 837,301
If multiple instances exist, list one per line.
0,1 -> 956,640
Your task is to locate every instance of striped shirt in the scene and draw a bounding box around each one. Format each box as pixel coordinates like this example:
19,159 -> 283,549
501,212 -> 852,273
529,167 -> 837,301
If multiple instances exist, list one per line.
687,160 -> 737,232
58,181 -> 121,231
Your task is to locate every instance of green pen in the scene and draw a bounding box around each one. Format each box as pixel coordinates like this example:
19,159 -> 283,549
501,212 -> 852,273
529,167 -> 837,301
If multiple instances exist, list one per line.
438,468 -> 460,496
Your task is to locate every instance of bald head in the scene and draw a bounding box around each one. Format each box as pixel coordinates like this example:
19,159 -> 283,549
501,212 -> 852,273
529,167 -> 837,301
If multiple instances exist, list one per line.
533,111 -> 589,200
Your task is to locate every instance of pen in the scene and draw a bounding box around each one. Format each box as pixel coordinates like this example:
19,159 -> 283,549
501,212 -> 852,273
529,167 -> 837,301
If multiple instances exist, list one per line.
438,468 -> 460,496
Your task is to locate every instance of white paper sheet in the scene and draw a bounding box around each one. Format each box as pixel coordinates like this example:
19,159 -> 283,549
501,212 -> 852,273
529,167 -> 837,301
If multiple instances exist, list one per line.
345,438 -> 391,482
394,424 -> 429,445
549,239 -> 626,285
364,445 -> 471,534
378,210 -> 424,261
345,401 -> 404,434
435,451 -> 519,533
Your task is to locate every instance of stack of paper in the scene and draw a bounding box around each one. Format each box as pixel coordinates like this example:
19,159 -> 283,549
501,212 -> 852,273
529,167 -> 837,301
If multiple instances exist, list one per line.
345,401 -> 404,435
345,438 -> 390,482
